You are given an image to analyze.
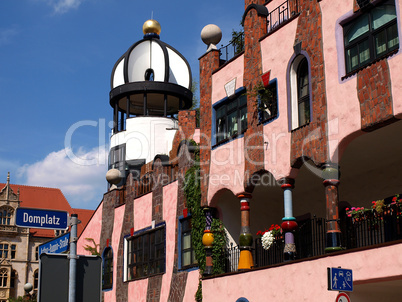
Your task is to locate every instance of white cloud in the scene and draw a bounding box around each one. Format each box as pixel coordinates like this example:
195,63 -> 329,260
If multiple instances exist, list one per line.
18,146 -> 108,209
41,0 -> 83,14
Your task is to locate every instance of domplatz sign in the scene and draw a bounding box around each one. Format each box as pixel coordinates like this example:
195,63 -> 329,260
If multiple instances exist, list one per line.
16,207 -> 69,230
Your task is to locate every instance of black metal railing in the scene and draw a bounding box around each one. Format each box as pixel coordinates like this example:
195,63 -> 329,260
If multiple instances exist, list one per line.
219,32 -> 244,65
343,204 -> 402,249
267,0 -> 299,33
223,209 -> 402,274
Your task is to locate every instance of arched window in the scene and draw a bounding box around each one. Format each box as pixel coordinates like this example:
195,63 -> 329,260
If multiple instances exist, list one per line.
0,207 -> 13,225
297,57 -> 310,127
145,68 -> 155,81
288,54 -> 311,130
0,269 -> 8,287
102,247 -> 113,290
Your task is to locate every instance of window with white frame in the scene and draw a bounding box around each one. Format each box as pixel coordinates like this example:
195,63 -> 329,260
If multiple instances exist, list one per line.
289,55 -> 311,130
343,0 -> 399,74
214,91 -> 247,145
124,224 -> 166,281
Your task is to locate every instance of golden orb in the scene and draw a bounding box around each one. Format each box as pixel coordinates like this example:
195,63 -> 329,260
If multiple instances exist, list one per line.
143,19 -> 161,35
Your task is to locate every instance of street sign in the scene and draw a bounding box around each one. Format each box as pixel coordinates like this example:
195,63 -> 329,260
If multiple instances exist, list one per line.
16,207 -> 68,230
328,267 -> 353,292
39,232 -> 70,255
336,292 -> 351,302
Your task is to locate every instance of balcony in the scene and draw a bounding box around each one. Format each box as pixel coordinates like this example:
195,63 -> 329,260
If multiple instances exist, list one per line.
267,0 -> 299,34
223,203 -> 402,274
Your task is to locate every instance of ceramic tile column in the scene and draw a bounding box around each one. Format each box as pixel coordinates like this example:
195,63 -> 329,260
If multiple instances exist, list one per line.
322,163 -> 342,252
237,192 -> 253,270
281,178 -> 297,260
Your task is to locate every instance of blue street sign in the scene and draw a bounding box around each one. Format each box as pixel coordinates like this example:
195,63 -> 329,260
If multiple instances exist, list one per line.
328,267 -> 353,292
15,207 -> 69,230
39,232 -> 70,255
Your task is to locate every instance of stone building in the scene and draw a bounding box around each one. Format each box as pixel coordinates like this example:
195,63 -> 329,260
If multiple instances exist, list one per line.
78,1 -> 402,301
0,173 -> 93,300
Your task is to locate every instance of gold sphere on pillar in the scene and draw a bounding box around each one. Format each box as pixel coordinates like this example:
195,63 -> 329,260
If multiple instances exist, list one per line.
143,19 -> 161,35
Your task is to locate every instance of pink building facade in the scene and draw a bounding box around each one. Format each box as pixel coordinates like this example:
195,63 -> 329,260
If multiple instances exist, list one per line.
78,0 -> 402,301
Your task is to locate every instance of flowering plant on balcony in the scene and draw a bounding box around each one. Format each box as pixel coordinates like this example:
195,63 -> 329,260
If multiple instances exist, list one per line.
256,224 -> 282,250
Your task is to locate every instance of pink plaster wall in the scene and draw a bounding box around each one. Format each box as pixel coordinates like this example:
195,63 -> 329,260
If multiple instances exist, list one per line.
133,193 -> 152,232
193,128 -> 200,144
208,138 -> 245,202
183,270 -> 200,302
128,279 -> 148,301
77,202 -> 103,255
388,2 -> 402,118
211,55 -> 244,104
202,243 -> 402,301
321,1 -> 364,162
160,181 -> 178,301
104,204 -> 125,302
259,3 -> 298,179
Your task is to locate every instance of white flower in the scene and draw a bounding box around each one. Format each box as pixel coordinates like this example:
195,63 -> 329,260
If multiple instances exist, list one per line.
261,231 -> 275,250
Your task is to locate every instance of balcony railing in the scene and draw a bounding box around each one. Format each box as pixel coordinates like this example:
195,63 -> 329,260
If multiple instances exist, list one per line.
219,32 -> 244,66
223,207 -> 402,274
267,0 -> 299,33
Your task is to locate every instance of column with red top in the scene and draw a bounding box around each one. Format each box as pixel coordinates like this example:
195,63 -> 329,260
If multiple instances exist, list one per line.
237,192 -> 253,270
322,163 -> 342,252
281,178 -> 297,261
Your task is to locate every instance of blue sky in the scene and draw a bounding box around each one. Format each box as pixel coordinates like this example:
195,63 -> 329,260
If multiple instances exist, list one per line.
0,0 -> 243,210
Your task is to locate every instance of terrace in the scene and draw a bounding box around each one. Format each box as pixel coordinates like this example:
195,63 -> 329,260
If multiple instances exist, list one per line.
223,200 -> 402,274
218,0 -> 299,65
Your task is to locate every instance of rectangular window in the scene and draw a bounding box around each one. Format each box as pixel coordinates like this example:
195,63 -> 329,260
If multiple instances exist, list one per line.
125,225 -> 166,281
344,0 -> 399,74
180,217 -> 197,269
258,80 -> 278,123
215,91 -> 247,145
108,144 -> 126,171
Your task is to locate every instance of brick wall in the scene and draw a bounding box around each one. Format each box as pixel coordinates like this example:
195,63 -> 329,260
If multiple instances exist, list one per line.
242,0 -> 267,188
199,49 -> 220,206
357,58 -> 394,131
291,0 -> 329,167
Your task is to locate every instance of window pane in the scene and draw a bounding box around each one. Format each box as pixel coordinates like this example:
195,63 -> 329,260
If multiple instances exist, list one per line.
346,14 -> 369,45
182,251 -> 191,267
372,5 -> 397,30
182,233 -> 191,250
347,46 -> 359,72
240,106 -> 247,132
227,111 -> 238,136
298,97 -> 310,126
359,39 -> 370,64
375,29 -> 388,56
387,23 -> 399,49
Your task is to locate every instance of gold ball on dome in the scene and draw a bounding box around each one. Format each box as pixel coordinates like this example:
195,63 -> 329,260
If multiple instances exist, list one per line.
143,19 -> 161,35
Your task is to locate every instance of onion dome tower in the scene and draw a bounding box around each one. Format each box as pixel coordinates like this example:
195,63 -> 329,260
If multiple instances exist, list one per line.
108,19 -> 193,185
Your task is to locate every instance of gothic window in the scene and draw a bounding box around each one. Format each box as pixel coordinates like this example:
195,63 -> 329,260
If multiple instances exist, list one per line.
0,269 -> 8,287
0,207 -> 13,225
33,270 -> 39,292
0,244 -> 9,258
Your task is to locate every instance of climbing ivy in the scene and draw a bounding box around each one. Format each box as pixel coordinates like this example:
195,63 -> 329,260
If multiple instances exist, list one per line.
183,140 -> 227,301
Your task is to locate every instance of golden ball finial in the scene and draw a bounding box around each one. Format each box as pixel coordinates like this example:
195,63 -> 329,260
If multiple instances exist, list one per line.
143,19 -> 161,35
